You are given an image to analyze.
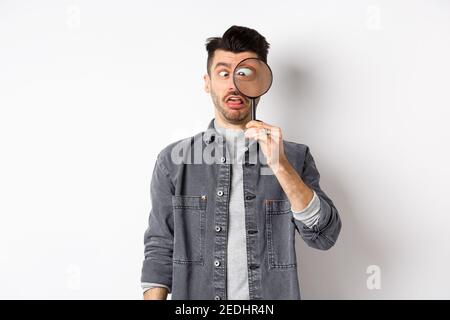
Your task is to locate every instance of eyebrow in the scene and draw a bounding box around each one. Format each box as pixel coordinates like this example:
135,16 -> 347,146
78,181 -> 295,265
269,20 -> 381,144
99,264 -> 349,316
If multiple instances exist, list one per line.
214,62 -> 232,70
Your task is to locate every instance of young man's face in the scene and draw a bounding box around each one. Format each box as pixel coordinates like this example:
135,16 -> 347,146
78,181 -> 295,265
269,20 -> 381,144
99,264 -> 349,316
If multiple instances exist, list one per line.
204,49 -> 260,126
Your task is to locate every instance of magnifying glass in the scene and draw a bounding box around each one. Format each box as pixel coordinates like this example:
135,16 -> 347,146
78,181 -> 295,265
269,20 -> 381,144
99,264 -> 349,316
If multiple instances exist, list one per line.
233,57 -> 273,121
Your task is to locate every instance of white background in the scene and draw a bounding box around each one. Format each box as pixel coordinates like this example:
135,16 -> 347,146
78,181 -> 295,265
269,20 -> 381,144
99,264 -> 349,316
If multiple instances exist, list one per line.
1,0 -> 449,299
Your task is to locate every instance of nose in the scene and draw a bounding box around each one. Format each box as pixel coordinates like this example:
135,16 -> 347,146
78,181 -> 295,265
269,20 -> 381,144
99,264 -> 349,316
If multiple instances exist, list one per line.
227,74 -> 237,92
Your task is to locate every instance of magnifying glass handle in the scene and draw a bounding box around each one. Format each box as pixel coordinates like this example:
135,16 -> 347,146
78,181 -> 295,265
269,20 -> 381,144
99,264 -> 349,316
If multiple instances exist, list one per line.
251,98 -> 256,121
250,97 -> 261,155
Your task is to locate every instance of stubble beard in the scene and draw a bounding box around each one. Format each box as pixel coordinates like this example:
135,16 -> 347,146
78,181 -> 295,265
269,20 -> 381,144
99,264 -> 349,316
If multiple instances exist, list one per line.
211,90 -> 250,125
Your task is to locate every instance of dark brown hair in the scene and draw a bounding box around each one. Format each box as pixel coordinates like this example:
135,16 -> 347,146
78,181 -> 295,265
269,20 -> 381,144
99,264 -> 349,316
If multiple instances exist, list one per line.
205,25 -> 270,75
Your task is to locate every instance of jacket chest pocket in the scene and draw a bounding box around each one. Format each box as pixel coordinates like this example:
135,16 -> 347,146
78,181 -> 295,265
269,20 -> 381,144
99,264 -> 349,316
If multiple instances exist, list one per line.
172,195 -> 207,265
265,199 -> 297,269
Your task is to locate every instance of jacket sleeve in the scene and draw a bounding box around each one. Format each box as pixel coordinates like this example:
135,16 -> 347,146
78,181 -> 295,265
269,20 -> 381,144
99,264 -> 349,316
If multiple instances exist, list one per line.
293,146 -> 342,250
141,153 -> 175,290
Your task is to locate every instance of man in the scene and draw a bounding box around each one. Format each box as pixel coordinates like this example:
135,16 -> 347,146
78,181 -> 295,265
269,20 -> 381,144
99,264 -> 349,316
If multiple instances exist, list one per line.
141,25 -> 341,300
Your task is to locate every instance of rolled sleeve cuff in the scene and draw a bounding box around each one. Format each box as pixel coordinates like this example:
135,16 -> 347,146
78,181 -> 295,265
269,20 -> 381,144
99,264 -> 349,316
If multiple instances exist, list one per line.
291,190 -> 321,228
141,258 -> 173,292
142,282 -> 171,294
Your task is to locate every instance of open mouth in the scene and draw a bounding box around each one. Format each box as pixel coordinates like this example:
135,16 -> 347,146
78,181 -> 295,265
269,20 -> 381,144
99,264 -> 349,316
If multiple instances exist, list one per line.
225,95 -> 246,109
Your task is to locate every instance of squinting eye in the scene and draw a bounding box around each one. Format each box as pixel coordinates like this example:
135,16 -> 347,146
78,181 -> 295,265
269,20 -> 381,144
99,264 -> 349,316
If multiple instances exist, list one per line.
235,67 -> 253,77
218,71 -> 229,77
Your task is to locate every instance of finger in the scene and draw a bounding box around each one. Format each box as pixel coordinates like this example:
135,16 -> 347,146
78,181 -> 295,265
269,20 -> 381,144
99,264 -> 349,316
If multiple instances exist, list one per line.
257,129 -> 271,143
245,127 -> 269,140
245,120 -> 273,131
245,120 -> 261,129
245,131 -> 267,141
247,123 -> 281,140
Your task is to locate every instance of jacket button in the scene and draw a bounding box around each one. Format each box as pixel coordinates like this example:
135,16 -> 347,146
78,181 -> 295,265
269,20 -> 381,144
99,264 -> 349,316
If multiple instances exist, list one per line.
217,190 -> 223,196
215,226 -> 221,232
220,157 -> 226,163
214,260 -> 220,267
214,295 -> 221,300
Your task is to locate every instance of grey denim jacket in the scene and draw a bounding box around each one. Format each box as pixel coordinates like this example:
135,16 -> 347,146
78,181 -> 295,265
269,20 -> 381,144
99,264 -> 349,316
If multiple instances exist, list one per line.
141,118 -> 342,300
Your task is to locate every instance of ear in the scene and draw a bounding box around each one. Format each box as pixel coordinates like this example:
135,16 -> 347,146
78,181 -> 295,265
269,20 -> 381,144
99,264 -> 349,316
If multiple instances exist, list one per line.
203,74 -> 210,93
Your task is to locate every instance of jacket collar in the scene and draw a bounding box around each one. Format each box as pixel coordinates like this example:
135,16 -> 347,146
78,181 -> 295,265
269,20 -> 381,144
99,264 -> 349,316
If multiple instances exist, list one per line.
202,118 -> 257,147
203,118 -> 219,144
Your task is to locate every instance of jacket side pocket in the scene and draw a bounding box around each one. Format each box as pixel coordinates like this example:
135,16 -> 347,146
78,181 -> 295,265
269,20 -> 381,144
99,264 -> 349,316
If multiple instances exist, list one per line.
266,199 -> 297,269
172,195 -> 207,265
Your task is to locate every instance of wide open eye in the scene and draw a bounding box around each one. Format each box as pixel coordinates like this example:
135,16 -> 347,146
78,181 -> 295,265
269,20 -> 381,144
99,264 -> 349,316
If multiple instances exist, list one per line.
235,67 -> 253,77
218,70 -> 229,77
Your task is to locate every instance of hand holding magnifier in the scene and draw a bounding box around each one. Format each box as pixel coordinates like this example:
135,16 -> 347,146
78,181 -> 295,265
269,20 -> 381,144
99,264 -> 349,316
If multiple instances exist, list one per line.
232,58 -> 273,121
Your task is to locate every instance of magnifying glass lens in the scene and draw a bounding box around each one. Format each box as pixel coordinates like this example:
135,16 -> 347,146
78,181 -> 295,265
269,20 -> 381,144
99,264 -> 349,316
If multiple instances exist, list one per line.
233,58 -> 272,98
